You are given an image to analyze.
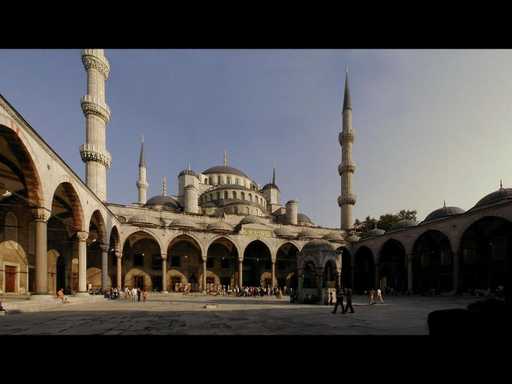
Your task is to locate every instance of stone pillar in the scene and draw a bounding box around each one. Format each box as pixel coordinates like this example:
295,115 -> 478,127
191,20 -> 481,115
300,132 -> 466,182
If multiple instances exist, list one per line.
238,259 -> 243,288
407,255 -> 413,293
32,208 -> 50,296
271,261 -> 276,288
100,243 -> 109,291
77,231 -> 89,295
375,263 -> 380,290
161,253 -> 168,293
115,251 -> 122,290
453,251 -> 459,293
202,259 -> 207,293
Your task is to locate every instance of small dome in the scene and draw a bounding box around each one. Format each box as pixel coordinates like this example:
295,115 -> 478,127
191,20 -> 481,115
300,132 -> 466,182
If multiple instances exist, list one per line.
207,221 -> 234,232
474,187 -> 512,209
178,169 -> 199,178
424,205 -> 465,223
298,213 -> 314,225
298,228 -> 321,239
128,214 -> 161,227
145,195 -> 182,212
367,228 -> 386,237
239,215 -> 266,225
390,219 -> 417,231
203,165 -> 250,179
274,227 -> 297,238
302,239 -> 336,253
322,231 -> 345,242
170,217 -> 199,229
261,183 -> 280,192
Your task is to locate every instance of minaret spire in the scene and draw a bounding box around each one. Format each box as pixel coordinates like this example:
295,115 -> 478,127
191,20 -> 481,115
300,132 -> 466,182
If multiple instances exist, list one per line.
338,69 -> 356,231
136,135 -> 148,205
162,176 -> 168,196
500,179 -> 503,189
80,49 -> 112,201
224,150 -> 228,166
272,167 -> 276,185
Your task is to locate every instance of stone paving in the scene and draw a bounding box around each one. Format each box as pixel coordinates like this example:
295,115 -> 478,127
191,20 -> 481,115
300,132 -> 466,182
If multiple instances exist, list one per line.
0,294 -> 477,335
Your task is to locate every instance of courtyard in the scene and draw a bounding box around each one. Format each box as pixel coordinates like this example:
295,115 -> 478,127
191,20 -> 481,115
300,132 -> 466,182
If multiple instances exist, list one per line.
0,294 -> 477,335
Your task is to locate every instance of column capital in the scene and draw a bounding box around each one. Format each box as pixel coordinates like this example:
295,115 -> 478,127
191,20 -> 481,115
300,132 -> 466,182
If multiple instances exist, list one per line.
31,207 -> 51,222
99,243 -> 109,252
76,231 -> 89,242
115,250 -> 122,259
161,253 -> 167,260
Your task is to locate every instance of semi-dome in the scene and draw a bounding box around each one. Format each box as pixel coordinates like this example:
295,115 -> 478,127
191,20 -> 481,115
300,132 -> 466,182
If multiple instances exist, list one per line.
145,195 -> 182,212
207,221 -> 234,232
128,214 -> 161,227
274,227 -> 297,238
473,187 -> 512,209
203,165 -> 250,179
322,231 -> 345,242
424,205 -> 465,222
390,219 -> 417,231
298,213 -> 314,225
302,239 -> 336,253
170,217 -> 199,229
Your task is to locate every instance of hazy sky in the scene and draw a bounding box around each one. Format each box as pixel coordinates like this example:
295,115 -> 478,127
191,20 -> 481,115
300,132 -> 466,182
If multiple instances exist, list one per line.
1,49 -> 511,228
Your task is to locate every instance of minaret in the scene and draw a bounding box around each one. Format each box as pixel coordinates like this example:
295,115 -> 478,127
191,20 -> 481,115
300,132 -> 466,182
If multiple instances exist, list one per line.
338,70 -> 356,230
136,136 -> 148,205
80,49 -> 112,201
162,176 -> 168,196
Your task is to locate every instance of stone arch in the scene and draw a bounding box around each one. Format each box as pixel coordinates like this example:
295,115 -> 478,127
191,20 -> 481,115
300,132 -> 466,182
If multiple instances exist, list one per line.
378,239 -> 407,292
167,234 -> 203,292
206,236 -> 239,288
109,225 -> 121,252
88,209 -> 107,244
0,240 -> 29,294
47,249 -> 60,294
49,182 -> 85,233
86,266 -> 111,289
336,246 -> 352,287
167,232 -> 205,259
412,229 -> 454,293
0,123 -> 44,208
206,235 -> 241,258
243,239 -> 272,287
167,269 -> 188,292
121,228 -> 163,257
302,259 -> 318,289
323,259 -> 337,288
276,242 -> 299,290
4,211 -> 18,243
353,246 -> 376,293
459,215 -> 512,293
124,267 -> 152,290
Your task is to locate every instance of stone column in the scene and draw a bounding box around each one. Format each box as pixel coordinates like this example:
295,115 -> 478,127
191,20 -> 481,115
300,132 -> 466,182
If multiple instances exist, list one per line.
407,255 -> 413,293
453,251 -> 459,293
115,251 -> 122,290
238,259 -> 243,288
375,263 -> 380,290
161,253 -> 168,293
201,259 -> 207,293
100,243 -> 109,291
77,231 -> 89,295
271,261 -> 276,288
32,207 -> 50,297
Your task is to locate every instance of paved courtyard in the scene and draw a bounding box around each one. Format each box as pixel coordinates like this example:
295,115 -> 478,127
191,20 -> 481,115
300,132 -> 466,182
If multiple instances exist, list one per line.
0,294 -> 476,335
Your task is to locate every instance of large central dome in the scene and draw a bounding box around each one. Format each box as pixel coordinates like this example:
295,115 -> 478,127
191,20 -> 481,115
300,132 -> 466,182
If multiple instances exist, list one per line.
202,165 -> 250,179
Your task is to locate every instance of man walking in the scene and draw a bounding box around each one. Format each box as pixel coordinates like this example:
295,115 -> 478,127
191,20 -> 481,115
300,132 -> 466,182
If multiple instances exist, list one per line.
332,287 -> 345,314
345,288 -> 354,313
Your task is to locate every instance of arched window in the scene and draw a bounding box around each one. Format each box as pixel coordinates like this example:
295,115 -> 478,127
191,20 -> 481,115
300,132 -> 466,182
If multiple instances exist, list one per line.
233,191 -> 237,199
209,177 -> 213,185
224,191 -> 228,199
5,212 -> 18,243
241,192 -> 245,200
236,178 -> 240,185
220,176 -> 225,184
249,194 -> 252,202
227,176 -> 232,184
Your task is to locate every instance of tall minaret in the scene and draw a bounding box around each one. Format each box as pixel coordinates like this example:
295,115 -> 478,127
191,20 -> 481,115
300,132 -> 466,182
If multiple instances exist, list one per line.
136,136 -> 149,204
80,49 -> 112,202
338,70 -> 356,230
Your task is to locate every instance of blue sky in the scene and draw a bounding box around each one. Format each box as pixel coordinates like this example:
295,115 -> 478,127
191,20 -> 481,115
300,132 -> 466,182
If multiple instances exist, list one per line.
1,49 -> 512,228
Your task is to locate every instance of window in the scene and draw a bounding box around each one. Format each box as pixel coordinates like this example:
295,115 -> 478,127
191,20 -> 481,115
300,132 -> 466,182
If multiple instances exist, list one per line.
241,192 -> 245,200
209,177 -> 213,185
134,253 -> 144,267
220,176 -> 224,184
249,194 -> 252,202
224,191 -> 228,199
227,176 -> 231,184
236,178 -> 240,185
207,258 -> 214,268
171,256 -> 181,267
233,191 -> 237,199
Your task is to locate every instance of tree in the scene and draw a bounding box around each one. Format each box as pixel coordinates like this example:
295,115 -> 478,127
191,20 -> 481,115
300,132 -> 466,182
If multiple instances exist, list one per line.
354,209 -> 417,234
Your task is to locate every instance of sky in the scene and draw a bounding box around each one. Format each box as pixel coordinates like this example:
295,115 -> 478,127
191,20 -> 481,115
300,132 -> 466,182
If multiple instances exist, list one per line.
1,49 -> 512,228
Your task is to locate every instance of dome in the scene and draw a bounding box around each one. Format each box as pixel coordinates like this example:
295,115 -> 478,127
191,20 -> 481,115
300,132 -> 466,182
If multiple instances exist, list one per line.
390,219 -> 417,231
367,228 -> 386,237
128,214 -> 161,227
145,195 -> 182,212
207,221 -> 234,232
203,166 -> 250,179
239,215 -> 266,225
474,187 -> 512,209
424,205 -> 465,223
302,239 -> 336,253
322,231 -> 345,242
170,217 -> 199,229
178,169 -> 198,178
298,228 -> 321,239
274,227 -> 297,238
298,213 -> 314,225
261,183 -> 280,192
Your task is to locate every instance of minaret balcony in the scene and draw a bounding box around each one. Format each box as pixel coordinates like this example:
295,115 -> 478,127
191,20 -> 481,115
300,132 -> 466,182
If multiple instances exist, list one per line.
338,162 -> 356,175
136,180 -> 149,189
81,51 -> 110,79
338,130 -> 354,146
338,193 -> 356,206
80,144 -> 112,168
81,95 -> 111,123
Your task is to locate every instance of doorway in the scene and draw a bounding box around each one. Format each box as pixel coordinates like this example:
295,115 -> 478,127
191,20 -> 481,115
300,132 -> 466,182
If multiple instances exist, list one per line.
134,275 -> 144,289
5,265 -> 16,293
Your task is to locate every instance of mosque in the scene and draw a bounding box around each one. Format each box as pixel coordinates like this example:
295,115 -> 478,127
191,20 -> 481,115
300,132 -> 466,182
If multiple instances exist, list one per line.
0,49 -> 510,304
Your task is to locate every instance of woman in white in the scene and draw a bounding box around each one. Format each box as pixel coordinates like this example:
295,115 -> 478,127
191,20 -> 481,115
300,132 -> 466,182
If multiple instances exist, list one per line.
376,288 -> 384,303
131,287 -> 137,302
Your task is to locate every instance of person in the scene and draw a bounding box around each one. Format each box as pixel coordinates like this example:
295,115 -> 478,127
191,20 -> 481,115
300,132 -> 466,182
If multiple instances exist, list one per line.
368,289 -> 375,305
131,287 -> 137,302
143,289 -> 148,303
332,287 -> 345,314
344,288 -> 354,313
376,288 -> 384,303
137,287 -> 142,302
125,287 -> 130,300
87,282 -> 92,294
57,288 -> 68,303
329,291 -> 334,305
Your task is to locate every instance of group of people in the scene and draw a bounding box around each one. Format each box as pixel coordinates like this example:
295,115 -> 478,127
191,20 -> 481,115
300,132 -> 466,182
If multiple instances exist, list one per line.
203,285 -> 287,298
330,288 -> 355,314
367,288 -> 384,305
123,287 -> 148,302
